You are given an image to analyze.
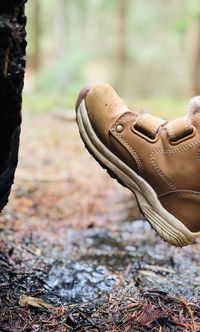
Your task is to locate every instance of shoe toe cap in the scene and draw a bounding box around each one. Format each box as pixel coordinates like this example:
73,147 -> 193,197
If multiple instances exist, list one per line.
77,84 -> 128,144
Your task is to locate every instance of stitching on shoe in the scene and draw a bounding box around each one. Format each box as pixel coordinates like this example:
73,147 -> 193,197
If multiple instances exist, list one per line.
184,116 -> 191,131
151,139 -> 200,190
159,190 -> 200,198
111,112 -> 143,172
136,118 -> 142,127
115,111 -> 137,122
166,122 -> 175,141
167,117 -> 192,142
153,139 -> 200,155
116,135 -> 143,172
150,155 -> 177,190
110,129 -> 143,173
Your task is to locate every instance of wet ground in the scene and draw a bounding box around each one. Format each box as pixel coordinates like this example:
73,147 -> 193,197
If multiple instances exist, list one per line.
0,111 -> 200,331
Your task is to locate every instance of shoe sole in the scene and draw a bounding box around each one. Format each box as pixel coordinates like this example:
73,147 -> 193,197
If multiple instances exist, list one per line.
77,101 -> 199,247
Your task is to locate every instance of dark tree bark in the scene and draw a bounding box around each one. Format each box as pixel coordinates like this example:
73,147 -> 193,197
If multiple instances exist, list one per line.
0,0 -> 27,211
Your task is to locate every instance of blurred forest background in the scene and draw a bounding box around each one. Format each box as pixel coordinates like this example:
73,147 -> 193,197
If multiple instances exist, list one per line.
24,0 -> 200,115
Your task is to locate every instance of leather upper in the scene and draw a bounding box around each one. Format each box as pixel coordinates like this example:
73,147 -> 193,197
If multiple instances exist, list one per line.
84,84 -> 200,232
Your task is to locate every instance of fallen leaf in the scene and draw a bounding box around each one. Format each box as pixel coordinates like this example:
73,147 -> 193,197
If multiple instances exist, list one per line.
137,304 -> 167,326
19,295 -> 55,311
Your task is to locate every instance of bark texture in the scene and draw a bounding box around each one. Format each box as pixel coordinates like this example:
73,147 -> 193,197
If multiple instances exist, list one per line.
0,0 -> 27,211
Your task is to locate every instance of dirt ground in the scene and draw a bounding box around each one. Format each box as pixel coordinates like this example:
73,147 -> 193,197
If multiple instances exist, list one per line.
0,110 -> 200,332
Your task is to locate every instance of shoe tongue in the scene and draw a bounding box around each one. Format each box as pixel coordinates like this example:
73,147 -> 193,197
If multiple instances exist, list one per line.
188,96 -> 200,116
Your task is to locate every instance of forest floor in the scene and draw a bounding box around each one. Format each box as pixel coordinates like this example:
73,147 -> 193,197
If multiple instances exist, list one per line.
0,110 -> 200,332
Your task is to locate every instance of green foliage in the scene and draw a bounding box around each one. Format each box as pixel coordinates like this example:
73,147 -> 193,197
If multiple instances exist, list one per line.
173,0 -> 200,34
23,93 -> 75,113
133,98 -> 187,120
36,50 -> 88,94
25,0 -> 200,101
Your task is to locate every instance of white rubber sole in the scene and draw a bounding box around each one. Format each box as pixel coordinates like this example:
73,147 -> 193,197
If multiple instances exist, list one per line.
77,101 -> 200,247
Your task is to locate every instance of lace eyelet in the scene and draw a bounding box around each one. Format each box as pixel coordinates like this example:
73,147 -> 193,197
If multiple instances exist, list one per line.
116,124 -> 124,133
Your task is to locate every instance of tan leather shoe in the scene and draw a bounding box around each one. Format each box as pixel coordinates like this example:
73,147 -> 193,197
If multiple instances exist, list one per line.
76,84 -> 200,247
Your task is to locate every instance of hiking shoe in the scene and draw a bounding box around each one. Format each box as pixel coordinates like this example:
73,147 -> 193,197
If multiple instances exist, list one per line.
76,84 -> 200,247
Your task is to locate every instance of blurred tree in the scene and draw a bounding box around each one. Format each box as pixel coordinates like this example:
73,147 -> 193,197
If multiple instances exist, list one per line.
115,0 -> 129,93
25,0 -> 198,98
26,0 -> 40,73
32,0 -> 40,72
188,16 -> 200,95
55,0 -> 68,58
117,0 -> 128,67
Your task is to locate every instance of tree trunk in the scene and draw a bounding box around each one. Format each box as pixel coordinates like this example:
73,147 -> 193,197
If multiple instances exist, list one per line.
55,0 -> 68,58
117,0 -> 128,67
31,0 -> 40,72
0,0 -> 27,210
188,17 -> 200,96
115,0 -> 129,94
